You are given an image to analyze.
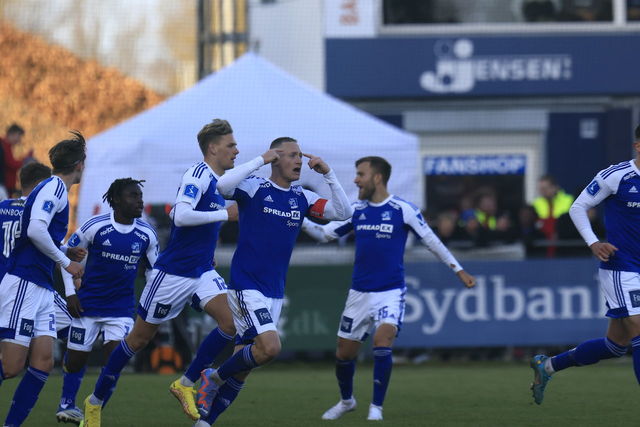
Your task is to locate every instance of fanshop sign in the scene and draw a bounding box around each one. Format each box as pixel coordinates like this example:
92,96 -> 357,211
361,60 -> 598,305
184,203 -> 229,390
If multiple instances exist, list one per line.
325,34 -> 640,98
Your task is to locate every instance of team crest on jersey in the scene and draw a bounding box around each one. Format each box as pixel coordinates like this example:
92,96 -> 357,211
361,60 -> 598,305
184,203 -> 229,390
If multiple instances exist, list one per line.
291,186 -> 302,195
131,242 -> 141,253
42,200 -> 54,213
254,308 -> 273,325
381,211 -> 392,221
586,180 -> 600,196
183,184 -> 199,199
68,233 -> 81,247
19,318 -> 34,337
288,198 -> 299,209
69,327 -> 86,344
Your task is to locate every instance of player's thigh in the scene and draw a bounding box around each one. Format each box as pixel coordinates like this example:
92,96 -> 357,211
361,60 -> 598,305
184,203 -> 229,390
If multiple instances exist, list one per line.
29,335 -> 55,372
125,315 -> 160,351
337,289 -> 375,343
0,340 -> 29,377
0,275 -> 50,347
203,293 -> 235,335
373,323 -> 398,348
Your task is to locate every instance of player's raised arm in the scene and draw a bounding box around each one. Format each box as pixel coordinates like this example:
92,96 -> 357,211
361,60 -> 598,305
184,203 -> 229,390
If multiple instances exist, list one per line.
404,205 -> 475,288
570,174 -> 617,261
216,150 -> 279,197
302,153 -> 353,221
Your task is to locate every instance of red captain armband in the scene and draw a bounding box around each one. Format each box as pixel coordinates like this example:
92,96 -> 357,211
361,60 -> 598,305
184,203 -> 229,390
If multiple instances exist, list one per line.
309,199 -> 328,219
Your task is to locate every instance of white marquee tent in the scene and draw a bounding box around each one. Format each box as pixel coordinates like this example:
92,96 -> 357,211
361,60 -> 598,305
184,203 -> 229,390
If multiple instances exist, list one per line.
77,53 -> 420,224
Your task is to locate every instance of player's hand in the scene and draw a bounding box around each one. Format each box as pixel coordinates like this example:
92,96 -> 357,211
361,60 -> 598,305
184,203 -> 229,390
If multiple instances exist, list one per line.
66,294 -> 84,318
303,153 -> 330,174
261,149 -> 280,164
66,246 -> 87,262
73,277 -> 82,290
226,203 -> 239,221
64,261 -> 84,280
456,270 -> 476,288
590,241 -> 618,262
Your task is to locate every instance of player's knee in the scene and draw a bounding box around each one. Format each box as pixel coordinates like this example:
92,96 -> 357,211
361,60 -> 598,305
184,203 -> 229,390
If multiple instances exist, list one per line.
258,340 -> 281,361
217,318 -> 236,336
2,362 -> 23,379
126,333 -> 151,352
30,354 -> 54,373
64,359 -> 84,373
335,349 -> 356,361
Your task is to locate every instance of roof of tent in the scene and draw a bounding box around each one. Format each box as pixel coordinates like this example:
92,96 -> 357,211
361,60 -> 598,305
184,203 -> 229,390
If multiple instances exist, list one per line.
77,53 -> 420,224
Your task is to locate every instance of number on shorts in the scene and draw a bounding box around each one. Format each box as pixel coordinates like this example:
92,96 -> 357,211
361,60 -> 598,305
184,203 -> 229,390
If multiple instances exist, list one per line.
48,314 -> 55,331
377,306 -> 389,320
212,277 -> 227,290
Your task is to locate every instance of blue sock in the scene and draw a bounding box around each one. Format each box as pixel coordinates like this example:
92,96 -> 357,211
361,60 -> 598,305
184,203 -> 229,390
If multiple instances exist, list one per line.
335,359 -> 356,400
185,328 -> 234,383
217,345 -> 258,381
551,337 -> 626,371
94,340 -> 135,400
101,373 -> 120,408
4,366 -> 49,426
632,336 -> 640,384
60,365 -> 87,409
0,360 -> 4,387
203,377 -> 244,424
372,347 -> 392,407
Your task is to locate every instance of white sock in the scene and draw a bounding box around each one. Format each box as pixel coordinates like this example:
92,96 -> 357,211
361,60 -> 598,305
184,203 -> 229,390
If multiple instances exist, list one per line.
180,376 -> 194,387
544,357 -> 555,375
88,394 -> 103,406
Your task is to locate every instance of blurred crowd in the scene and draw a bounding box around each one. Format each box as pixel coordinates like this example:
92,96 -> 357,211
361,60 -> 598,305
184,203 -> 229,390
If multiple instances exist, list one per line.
0,123 -> 34,200
427,175 -> 605,258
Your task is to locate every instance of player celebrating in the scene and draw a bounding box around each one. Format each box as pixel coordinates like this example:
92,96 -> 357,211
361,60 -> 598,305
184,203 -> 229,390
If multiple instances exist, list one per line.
193,137 -> 352,426
0,163 -> 80,345
0,132 -> 86,427
82,119 -> 239,426
301,156 -> 475,421
530,125 -> 640,404
55,178 -> 158,425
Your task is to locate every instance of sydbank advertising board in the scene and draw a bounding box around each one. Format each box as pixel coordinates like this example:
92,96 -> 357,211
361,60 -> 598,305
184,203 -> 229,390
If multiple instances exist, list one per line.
326,35 -> 640,98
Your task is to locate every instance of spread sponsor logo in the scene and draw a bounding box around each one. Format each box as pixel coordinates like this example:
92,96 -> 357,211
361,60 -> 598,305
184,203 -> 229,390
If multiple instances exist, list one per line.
356,223 -> 393,233
263,206 -> 301,220
101,251 -> 140,264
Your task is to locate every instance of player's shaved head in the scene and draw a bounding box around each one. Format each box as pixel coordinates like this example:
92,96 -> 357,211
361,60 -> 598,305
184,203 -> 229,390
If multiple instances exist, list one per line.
19,162 -> 51,191
356,156 -> 391,185
270,137 -> 297,149
197,119 -> 233,155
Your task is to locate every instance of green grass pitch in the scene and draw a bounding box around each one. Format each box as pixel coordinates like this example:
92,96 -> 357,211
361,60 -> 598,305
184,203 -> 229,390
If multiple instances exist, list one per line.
0,360 -> 635,426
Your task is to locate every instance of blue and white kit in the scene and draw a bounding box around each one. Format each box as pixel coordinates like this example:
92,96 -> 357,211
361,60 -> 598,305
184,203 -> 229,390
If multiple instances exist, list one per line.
0,176 -> 72,346
216,156 -> 352,343
571,160 -> 640,318
138,161 -> 229,324
62,212 -> 158,351
303,195 -> 462,342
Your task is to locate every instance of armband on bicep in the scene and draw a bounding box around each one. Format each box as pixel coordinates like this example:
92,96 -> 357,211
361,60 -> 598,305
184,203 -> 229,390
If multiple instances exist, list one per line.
309,199 -> 328,219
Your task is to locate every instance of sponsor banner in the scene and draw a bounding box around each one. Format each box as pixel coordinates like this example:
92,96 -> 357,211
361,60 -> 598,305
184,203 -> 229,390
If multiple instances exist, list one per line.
325,0 -> 377,38
326,35 -> 640,98
425,155 -> 526,175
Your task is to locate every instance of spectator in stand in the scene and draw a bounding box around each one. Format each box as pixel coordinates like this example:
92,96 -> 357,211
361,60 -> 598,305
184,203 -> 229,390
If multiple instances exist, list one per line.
1,124 -> 33,197
533,175 -> 574,257
516,205 -> 547,257
461,190 -> 514,247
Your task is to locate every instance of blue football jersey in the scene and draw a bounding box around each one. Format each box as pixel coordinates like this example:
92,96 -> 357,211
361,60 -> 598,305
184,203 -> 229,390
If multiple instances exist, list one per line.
0,198 -> 25,278
66,213 -> 159,317
154,162 -> 225,278
330,196 -> 430,292
578,160 -> 640,272
229,176 -> 324,298
8,176 -> 69,289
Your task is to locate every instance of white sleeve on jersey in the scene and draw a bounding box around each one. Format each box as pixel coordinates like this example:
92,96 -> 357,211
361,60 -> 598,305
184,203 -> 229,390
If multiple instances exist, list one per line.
172,202 -> 228,226
28,220 -> 71,268
569,171 -> 615,247
175,165 -> 212,208
61,220 -> 95,296
145,227 -> 159,267
301,170 -> 353,221
29,177 -> 68,224
217,156 -> 265,198
401,202 -> 463,273
301,217 -> 351,242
